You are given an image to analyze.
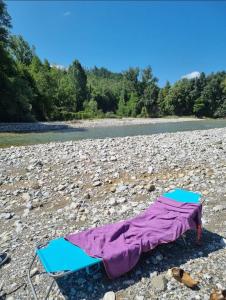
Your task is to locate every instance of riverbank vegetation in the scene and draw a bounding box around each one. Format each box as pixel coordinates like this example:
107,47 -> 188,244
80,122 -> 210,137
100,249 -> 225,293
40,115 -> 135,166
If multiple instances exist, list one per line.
1,0 -> 226,122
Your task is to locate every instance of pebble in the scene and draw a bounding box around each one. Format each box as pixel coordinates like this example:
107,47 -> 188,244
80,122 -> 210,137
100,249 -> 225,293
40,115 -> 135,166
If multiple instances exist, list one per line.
22,193 -> 30,201
84,193 -> 90,199
93,181 -> 102,187
213,205 -> 226,212
156,254 -> 163,261
103,291 -> 115,300
110,187 -> 116,193
31,267 -> 39,277
109,198 -> 117,206
151,275 -> 168,292
26,202 -> 33,210
148,166 -> 154,174
14,220 -> 23,234
1,212 -> 13,220
146,183 -> 155,192
116,184 -> 128,193
135,296 -> 144,300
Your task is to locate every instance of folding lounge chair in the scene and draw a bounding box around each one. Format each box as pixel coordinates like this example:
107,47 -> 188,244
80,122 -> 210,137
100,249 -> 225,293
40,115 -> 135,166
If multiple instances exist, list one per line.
27,238 -> 102,299
27,188 -> 202,299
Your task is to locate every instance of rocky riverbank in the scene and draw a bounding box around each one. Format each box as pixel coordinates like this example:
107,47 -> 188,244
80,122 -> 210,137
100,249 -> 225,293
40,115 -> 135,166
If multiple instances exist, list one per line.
0,128 -> 226,299
68,117 -> 202,129
0,117 -> 201,132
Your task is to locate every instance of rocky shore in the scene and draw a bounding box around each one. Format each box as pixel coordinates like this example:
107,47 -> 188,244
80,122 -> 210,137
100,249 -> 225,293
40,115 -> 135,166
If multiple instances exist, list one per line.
0,128 -> 226,300
0,117 -> 201,132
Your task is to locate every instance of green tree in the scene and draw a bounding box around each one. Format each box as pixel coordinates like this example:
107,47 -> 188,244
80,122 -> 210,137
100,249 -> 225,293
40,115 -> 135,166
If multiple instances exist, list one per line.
0,0 -> 12,120
139,67 -> 159,116
190,72 -> 206,101
117,91 -> 127,116
157,81 -> 171,115
139,106 -> 149,117
83,99 -> 99,116
164,79 -> 194,115
140,66 -> 158,91
9,63 -> 35,121
28,56 -> 55,120
123,67 -> 139,94
55,74 -> 75,108
126,92 -> 139,117
10,35 -> 35,65
68,60 -> 87,111
194,72 -> 226,117
0,0 -> 11,43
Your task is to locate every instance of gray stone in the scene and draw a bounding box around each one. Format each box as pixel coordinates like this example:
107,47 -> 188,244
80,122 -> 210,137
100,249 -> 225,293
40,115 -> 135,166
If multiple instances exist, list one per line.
103,291 -> 115,300
80,215 -> 87,222
156,253 -> 163,261
27,165 -> 34,171
151,275 -> 168,292
110,186 -> 116,193
58,184 -> 65,191
136,296 -> 144,300
148,166 -> 154,174
14,220 -> 23,233
110,156 -> 117,161
31,182 -> 40,190
146,183 -> 155,192
22,192 -> 30,201
116,184 -> 127,193
1,212 -> 13,220
215,140 -> 222,145
220,238 -> 226,247
109,198 -> 117,206
123,279 -> 135,285
93,181 -> 102,187
26,202 -> 33,210
117,197 -> 127,204
84,193 -> 90,199
213,205 -> 226,212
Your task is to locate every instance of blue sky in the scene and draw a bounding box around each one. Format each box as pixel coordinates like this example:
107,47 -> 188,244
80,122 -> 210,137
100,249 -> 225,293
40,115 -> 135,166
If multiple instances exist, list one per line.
6,1 -> 226,86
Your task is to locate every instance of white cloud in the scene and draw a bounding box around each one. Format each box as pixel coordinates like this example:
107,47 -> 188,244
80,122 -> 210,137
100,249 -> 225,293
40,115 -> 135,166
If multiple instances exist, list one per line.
50,64 -> 67,70
63,11 -> 71,17
182,71 -> 200,80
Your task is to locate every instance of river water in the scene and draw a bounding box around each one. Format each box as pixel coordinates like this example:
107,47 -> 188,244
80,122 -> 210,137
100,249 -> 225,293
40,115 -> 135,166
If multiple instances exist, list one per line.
0,119 -> 226,148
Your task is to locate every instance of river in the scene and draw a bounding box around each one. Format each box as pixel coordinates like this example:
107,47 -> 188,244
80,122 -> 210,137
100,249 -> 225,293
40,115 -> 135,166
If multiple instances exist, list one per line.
0,119 -> 226,147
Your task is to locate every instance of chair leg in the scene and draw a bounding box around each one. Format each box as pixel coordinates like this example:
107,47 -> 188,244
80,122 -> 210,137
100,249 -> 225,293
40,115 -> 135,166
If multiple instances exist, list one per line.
27,253 -> 39,300
27,253 -> 56,300
196,224 -> 202,245
44,279 -> 55,300
182,234 -> 188,248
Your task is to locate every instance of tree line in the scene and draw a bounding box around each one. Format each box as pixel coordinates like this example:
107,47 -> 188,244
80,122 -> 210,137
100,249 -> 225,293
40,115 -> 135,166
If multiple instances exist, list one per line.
0,0 -> 226,122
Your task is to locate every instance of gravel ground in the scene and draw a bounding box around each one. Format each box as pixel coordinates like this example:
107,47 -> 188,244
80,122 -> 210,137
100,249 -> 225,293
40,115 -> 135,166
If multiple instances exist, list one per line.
68,117 -> 202,129
0,127 -> 226,300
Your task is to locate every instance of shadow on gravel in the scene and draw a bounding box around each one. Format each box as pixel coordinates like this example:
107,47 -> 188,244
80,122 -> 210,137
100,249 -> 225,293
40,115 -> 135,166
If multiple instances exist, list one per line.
56,228 -> 225,300
0,122 -> 87,133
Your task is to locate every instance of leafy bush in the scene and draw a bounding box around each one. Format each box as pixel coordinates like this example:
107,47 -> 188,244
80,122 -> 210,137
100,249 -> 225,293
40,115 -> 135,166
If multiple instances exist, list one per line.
104,111 -> 118,118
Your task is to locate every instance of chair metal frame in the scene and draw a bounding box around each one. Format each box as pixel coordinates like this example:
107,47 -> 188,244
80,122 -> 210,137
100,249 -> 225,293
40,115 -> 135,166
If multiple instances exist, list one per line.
27,242 -> 101,300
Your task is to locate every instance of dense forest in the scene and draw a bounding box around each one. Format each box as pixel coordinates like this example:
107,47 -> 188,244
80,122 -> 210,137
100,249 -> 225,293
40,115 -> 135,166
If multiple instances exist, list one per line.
0,1 -> 226,122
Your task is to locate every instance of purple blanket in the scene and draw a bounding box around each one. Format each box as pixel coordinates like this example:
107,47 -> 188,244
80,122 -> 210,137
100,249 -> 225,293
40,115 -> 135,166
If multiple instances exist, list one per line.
66,196 -> 202,278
